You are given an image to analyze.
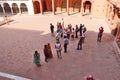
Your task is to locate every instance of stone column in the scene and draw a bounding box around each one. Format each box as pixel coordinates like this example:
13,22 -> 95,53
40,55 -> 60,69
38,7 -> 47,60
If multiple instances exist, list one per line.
18,7 -> 22,15
18,4 -> 22,15
10,7 -> 13,14
67,0 -> 69,16
52,0 -> 55,15
1,4 -> 5,14
81,1 -> 84,16
40,0 -> 43,14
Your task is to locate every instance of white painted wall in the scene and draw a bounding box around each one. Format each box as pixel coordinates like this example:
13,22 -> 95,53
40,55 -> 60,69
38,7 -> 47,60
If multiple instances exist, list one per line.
0,0 -> 34,15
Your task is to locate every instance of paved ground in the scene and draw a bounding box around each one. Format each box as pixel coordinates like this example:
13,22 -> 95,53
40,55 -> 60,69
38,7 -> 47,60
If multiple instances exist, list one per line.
0,13 -> 120,80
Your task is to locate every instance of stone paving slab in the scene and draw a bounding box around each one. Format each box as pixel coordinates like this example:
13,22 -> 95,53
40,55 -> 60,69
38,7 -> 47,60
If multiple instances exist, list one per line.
0,13 -> 120,80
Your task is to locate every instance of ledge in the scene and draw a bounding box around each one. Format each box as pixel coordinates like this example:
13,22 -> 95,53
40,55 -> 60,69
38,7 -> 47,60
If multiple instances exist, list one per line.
0,19 -> 14,26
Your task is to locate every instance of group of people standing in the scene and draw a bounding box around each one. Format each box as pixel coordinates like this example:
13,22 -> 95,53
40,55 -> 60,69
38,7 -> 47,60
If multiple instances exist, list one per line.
33,18 -> 103,80
51,19 -> 88,59
33,43 -> 53,67
33,18 -> 104,65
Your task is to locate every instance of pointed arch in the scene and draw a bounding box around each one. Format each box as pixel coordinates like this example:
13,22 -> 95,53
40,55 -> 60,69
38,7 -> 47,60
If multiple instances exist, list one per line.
73,1 -> 80,12
12,3 -> 19,14
4,3 -> 11,13
20,3 -> 28,13
61,0 -> 67,12
83,1 -> 91,13
42,0 -> 47,12
46,0 -> 52,11
33,1 -> 40,14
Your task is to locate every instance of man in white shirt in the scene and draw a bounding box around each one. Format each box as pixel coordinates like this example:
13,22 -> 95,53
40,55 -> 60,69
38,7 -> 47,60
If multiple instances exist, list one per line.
55,41 -> 62,59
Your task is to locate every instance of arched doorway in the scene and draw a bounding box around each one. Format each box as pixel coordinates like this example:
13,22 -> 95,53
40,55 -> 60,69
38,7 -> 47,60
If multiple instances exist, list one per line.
73,2 -> 80,12
61,0 -> 67,12
0,5 -> 3,13
83,1 -> 91,14
43,1 -> 47,12
47,1 -> 52,11
4,3 -> 11,13
12,3 -> 19,14
33,1 -> 40,14
20,3 -> 28,13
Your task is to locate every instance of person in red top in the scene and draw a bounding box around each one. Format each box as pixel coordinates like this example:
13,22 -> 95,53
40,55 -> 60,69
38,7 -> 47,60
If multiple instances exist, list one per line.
97,26 -> 104,42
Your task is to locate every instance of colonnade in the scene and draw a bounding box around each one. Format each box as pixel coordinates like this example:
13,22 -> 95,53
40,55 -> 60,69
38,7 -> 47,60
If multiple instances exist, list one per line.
0,1 -> 34,15
33,0 -> 92,15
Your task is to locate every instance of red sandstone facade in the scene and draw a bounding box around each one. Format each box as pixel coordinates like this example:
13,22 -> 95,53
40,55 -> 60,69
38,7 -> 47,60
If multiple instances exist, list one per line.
105,0 -> 120,42
0,0 -> 120,42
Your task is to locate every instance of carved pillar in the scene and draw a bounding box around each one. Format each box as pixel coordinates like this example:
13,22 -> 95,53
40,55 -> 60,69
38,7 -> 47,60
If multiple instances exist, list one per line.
17,4 -> 22,15
1,4 -> 5,14
52,0 -> 55,15
10,5 -> 13,14
81,0 -> 84,15
67,0 -> 69,15
40,0 -> 43,14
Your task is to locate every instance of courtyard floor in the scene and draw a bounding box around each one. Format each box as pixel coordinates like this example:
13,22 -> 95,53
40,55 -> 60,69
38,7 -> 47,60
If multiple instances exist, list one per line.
0,13 -> 120,80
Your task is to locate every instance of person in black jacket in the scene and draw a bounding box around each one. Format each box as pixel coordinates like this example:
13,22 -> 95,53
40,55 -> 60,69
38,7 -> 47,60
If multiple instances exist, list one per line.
79,24 -> 83,36
50,23 -> 54,36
